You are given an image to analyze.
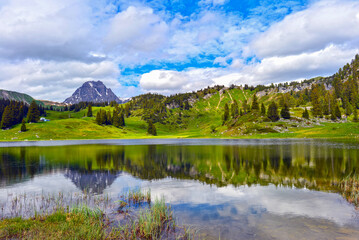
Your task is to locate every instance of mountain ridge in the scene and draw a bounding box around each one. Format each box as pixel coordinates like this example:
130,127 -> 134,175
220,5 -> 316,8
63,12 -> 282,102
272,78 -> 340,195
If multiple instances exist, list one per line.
63,80 -> 121,105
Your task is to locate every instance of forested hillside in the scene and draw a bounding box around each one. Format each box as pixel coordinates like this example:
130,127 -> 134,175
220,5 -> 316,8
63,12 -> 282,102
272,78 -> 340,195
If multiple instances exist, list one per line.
1,55 -> 359,140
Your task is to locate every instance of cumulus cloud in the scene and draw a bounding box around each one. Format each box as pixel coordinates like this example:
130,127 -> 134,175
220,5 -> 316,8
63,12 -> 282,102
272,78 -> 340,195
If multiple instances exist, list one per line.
251,0 -> 359,58
0,0 -> 97,61
140,68 -> 225,95
0,60 -> 120,102
105,6 -> 169,64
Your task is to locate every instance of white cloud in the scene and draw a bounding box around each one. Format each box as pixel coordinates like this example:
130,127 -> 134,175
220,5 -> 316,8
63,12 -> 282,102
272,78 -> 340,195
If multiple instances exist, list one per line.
0,59 -> 120,102
105,6 -> 169,64
251,0 -> 359,58
140,68 -> 226,95
0,0 -> 97,61
198,0 -> 228,6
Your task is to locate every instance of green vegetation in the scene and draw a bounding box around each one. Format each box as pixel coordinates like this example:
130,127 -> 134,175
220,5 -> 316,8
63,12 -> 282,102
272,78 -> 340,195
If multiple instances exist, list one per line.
0,191 -> 196,240
338,174 -> 359,207
2,55 -> 359,140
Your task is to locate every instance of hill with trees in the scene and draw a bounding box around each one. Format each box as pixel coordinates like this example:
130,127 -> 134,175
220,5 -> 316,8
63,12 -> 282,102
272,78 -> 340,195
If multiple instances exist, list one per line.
1,54 -> 359,140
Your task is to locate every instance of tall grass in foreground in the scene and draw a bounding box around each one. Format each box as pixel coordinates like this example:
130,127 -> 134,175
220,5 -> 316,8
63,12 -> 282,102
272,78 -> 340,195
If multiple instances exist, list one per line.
339,174 -> 359,207
0,190 -> 201,239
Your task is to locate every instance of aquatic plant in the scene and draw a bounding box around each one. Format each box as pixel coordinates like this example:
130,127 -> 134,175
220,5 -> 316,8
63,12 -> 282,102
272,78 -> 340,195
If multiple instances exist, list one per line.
338,174 -> 359,207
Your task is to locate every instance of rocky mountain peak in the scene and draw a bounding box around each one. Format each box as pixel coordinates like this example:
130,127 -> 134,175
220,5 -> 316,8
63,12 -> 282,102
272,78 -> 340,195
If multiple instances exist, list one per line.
63,80 -> 121,104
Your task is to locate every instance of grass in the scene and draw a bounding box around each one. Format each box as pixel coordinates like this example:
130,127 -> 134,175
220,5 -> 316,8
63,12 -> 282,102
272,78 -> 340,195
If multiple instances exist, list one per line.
338,174 -> 359,207
0,191 -> 200,240
2,87 -> 359,141
0,207 -> 110,240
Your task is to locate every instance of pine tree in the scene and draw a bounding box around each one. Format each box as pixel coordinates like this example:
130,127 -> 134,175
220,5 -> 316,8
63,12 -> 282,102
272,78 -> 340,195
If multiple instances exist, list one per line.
119,111 -> 125,127
223,103 -> 229,124
231,100 -> 239,118
260,103 -> 266,116
302,108 -> 309,119
311,84 -> 322,118
335,104 -> 341,119
280,103 -> 291,119
1,106 -> 12,129
96,110 -> 101,125
106,111 -> 112,125
251,94 -> 259,111
147,120 -> 157,136
353,108 -> 358,122
267,101 -> 279,122
21,119 -> 26,132
101,110 -> 107,125
87,104 -> 93,117
112,110 -> 120,127
27,100 -> 40,123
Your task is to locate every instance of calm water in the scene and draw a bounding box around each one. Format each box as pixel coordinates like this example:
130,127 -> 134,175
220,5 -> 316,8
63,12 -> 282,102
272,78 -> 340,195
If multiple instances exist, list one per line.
1,139 -> 359,239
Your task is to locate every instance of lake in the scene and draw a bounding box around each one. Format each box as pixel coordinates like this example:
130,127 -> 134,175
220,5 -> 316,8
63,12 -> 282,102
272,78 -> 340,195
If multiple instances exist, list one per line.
0,139 -> 359,239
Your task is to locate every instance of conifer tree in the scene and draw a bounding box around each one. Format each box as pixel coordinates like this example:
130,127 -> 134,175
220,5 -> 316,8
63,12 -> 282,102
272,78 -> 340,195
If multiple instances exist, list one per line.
267,101 -> 279,122
223,103 -> 229,124
311,85 -> 322,118
280,103 -> 291,119
302,108 -> 309,119
334,104 -> 341,119
353,108 -> 358,122
1,106 -> 12,129
112,110 -> 120,127
242,100 -> 249,114
231,100 -> 239,118
251,94 -> 259,111
27,100 -> 40,123
96,110 -> 101,125
101,110 -> 107,125
119,111 -> 125,127
106,111 -> 112,125
260,103 -> 266,116
87,104 -> 93,117
147,120 -> 157,136
21,119 -> 26,132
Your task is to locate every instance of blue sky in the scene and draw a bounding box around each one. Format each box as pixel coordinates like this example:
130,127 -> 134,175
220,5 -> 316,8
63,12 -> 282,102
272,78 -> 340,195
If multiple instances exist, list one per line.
0,0 -> 358,101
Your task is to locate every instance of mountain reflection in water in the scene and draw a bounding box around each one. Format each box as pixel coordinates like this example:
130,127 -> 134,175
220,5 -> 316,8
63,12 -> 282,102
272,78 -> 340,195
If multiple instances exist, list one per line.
0,139 -> 359,239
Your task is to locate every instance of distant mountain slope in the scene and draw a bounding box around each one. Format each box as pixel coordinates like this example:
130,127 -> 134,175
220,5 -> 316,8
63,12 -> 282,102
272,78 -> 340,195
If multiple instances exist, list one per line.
0,89 -> 34,104
63,80 -> 121,104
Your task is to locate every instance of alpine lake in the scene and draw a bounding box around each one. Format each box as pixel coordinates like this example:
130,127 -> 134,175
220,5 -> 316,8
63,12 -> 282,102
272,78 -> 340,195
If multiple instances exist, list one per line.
1,139 -> 359,239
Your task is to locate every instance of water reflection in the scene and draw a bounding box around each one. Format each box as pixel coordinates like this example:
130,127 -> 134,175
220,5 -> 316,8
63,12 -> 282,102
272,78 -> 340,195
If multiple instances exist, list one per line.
1,139 -> 359,239
1,140 -> 359,192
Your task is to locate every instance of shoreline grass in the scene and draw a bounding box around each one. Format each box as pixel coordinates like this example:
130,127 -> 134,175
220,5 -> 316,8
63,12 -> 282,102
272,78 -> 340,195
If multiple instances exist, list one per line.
0,191 -> 200,240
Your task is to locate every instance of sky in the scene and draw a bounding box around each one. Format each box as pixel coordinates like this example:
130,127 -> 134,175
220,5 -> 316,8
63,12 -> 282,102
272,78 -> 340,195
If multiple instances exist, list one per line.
0,0 -> 358,102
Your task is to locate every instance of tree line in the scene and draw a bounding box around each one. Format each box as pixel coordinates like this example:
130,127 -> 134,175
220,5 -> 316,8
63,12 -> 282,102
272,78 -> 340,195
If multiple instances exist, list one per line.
0,100 -> 44,130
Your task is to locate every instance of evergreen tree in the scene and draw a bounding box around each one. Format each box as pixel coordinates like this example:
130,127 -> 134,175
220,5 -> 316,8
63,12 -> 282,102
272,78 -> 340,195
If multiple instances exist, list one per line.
1,106 -> 12,129
267,101 -> 279,122
101,110 -> 107,125
87,104 -> 93,117
27,100 -> 40,123
302,108 -> 309,119
21,119 -> 26,132
353,108 -> 358,122
112,110 -> 120,127
242,100 -> 249,114
96,110 -> 101,125
223,103 -> 229,124
147,120 -> 157,136
106,111 -> 112,125
251,94 -> 259,111
231,100 -> 239,118
345,103 -> 353,116
260,103 -> 266,116
280,103 -> 291,119
119,111 -> 125,127
311,84 -> 322,118
334,104 -> 342,119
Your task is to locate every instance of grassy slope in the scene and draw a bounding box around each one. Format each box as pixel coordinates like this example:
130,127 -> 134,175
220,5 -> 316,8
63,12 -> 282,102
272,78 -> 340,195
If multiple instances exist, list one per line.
2,88 -> 359,141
